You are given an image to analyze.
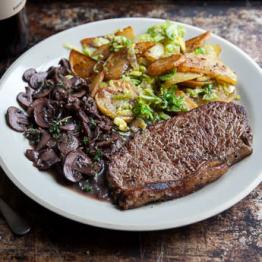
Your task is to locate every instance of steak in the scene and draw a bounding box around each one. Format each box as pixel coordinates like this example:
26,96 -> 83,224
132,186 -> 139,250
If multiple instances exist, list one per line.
107,102 -> 253,209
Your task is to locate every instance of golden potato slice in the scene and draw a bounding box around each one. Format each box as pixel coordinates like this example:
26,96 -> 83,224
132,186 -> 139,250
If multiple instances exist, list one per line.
178,53 -> 237,85
92,44 -> 111,60
130,117 -> 147,131
204,44 -> 221,59
135,41 -> 155,56
104,50 -> 130,80
214,85 -> 239,103
196,75 -> 211,81
81,36 -> 110,48
80,37 -> 97,47
69,50 -> 96,78
90,71 -> 105,97
144,43 -> 164,62
176,90 -> 198,110
95,80 -> 138,121
165,72 -> 201,87
186,31 -> 211,52
115,26 -> 135,40
147,54 -> 185,76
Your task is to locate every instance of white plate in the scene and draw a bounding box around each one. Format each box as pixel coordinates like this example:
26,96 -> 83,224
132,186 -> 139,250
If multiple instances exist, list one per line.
0,18 -> 261,231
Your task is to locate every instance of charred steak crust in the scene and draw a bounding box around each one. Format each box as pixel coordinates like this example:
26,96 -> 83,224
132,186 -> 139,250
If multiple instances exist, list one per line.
107,102 -> 253,209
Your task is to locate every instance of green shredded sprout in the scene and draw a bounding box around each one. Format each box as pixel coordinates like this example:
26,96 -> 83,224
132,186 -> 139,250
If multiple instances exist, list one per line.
186,84 -> 218,101
133,98 -> 155,121
133,86 -> 187,122
138,21 -> 185,56
194,47 -> 206,55
93,37 -> 110,47
110,35 -> 133,52
159,69 -> 177,81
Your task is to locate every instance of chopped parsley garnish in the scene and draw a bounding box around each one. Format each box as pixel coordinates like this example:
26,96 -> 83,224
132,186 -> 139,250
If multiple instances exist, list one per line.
49,116 -> 72,139
89,118 -> 97,128
83,136 -> 89,145
93,149 -> 102,162
82,182 -> 92,193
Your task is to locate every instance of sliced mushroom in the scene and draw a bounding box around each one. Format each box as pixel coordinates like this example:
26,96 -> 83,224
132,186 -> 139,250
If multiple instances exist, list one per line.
59,58 -> 71,74
91,126 -> 102,142
29,72 -> 48,89
23,68 -> 37,83
25,149 -> 39,162
74,153 -> 102,176
27,97 -> 46,116
71,89 -> 86,98
82,96 -> 101,119
82,122 -> 92,138
63,150 -> 93,182
33,85 -> 52,99
17,87 -> 33,109
36,129 -> 51,151
65,96 -> 81,111
6,106 -> 29,132
47,66 -> 61,81
97,115 -> 112,131
58,134 -> 79,156
60,122 -> 77,131
78,110 -> 89,123
33,99 -> 59,128
36,149 -> 60,170
52,88 -> 68,101
69,76 -> 87,90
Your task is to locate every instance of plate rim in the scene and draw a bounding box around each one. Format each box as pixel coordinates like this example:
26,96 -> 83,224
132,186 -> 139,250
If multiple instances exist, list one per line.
0,17 -> 261,231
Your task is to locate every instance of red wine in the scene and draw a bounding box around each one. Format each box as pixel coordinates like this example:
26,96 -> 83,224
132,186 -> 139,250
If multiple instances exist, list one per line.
0,0 -> 28,58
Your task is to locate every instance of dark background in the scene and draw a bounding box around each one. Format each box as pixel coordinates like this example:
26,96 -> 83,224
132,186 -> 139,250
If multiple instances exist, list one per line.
0,1 -> 261,261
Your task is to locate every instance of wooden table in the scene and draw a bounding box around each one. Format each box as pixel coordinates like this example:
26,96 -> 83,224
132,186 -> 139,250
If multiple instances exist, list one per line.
0,1 -> 261,261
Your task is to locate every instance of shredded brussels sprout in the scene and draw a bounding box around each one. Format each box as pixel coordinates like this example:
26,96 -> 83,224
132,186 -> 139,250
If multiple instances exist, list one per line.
194,47 -> 206,55
138,21 -> 185,56
114,117 -> 129,131
93,37 -> 110,47
110,35 -> 133,52
186,84 -> 218,101
159,69 -> 177,81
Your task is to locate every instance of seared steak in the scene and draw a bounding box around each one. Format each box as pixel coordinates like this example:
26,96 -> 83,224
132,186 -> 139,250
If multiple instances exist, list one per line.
107,102 -> 253,209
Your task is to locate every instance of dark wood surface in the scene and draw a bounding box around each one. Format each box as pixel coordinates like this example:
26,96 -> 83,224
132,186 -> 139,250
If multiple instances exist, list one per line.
0,1 -> 261,261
